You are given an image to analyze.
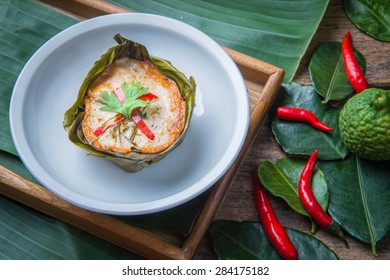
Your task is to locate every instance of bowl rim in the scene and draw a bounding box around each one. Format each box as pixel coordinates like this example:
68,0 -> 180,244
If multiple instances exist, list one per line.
9,13 -> 250,215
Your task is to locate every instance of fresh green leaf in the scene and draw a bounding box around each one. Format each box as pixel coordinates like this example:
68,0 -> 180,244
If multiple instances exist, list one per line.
309,41 -> 366,102
107,0 -> 329,82
0,195 -> 142,260
271,83 -> 349,160
210,220 -> 338,260
98,82 -> 150,119
344,0 -> 390,42
124,81 -> 149,99
258,158 -> 329,218
318,155 -> 390,256
0,0 -> 78,155
98,90 -> 124,112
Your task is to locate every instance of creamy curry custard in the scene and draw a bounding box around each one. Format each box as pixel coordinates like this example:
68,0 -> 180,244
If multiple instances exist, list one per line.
82,58 -> 186,154
64,34 -> 196,172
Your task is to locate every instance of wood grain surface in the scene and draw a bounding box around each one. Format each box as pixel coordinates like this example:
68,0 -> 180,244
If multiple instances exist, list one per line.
196,0 -> 390,260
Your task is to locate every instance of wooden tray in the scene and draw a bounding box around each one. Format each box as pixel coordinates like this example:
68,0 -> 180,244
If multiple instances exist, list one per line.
0,0 -> 284,260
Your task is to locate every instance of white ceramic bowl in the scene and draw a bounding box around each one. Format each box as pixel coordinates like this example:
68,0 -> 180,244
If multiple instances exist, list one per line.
10,13 -> 249,215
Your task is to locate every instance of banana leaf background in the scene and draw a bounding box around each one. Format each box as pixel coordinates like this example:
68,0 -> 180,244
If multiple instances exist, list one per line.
0,0 -> 328,259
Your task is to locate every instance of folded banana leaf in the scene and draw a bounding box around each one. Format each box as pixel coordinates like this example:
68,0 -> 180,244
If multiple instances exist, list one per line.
108,0 -> 330,82
64,34 -> 196,172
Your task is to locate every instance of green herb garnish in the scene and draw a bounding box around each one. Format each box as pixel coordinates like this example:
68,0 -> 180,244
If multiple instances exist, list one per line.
98,81 -> 150,119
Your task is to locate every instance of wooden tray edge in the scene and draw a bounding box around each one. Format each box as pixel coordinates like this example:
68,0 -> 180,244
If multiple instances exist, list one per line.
182,65 -> 284,259
0,165 -> 185,260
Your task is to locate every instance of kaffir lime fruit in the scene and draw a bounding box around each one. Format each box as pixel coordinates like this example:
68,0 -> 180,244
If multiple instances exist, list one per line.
339,88 -> 390,161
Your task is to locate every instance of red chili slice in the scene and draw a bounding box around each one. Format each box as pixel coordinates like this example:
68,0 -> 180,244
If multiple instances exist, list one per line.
131,111 -> 155,140
94,85 -> 158,139
113,86 -> 125,104
138,92 -> 159,101
93,114 -> 125,137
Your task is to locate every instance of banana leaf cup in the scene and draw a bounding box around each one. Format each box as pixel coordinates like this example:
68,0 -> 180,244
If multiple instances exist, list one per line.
63,34 -> 196,172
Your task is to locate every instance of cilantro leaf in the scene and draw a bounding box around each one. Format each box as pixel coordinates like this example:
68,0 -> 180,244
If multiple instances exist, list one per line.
98,81 -> 153,119
98,90 -> 123,113
123,82 -> 149,100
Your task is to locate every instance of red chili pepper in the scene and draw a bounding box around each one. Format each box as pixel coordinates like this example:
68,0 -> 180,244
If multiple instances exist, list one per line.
113,86 -> 125,104
342,32 -> 369,93
133,92 -> 158,140
93,114 -> 124,137
138,92 -> 159,101
276,107 -> 333,132
252,173 -> 298,260
131,111 -> 155,140
298,150 -> 348,247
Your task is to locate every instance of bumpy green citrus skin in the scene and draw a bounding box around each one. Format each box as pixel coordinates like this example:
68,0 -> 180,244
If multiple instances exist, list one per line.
339,88 -> 390,161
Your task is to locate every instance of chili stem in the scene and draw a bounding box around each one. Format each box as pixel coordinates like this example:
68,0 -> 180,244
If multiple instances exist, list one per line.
131,111 -> 155,140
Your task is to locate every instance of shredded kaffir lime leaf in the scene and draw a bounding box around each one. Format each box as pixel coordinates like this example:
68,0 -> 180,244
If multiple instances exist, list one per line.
98,82 -> 150,119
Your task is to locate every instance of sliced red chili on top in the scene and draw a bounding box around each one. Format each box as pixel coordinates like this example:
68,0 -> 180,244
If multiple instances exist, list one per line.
113,86 -> 126,104
94,84 -> 158,139
131,110 -> 155,141
138,92 -> 159,101
93,114 -> 125,137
